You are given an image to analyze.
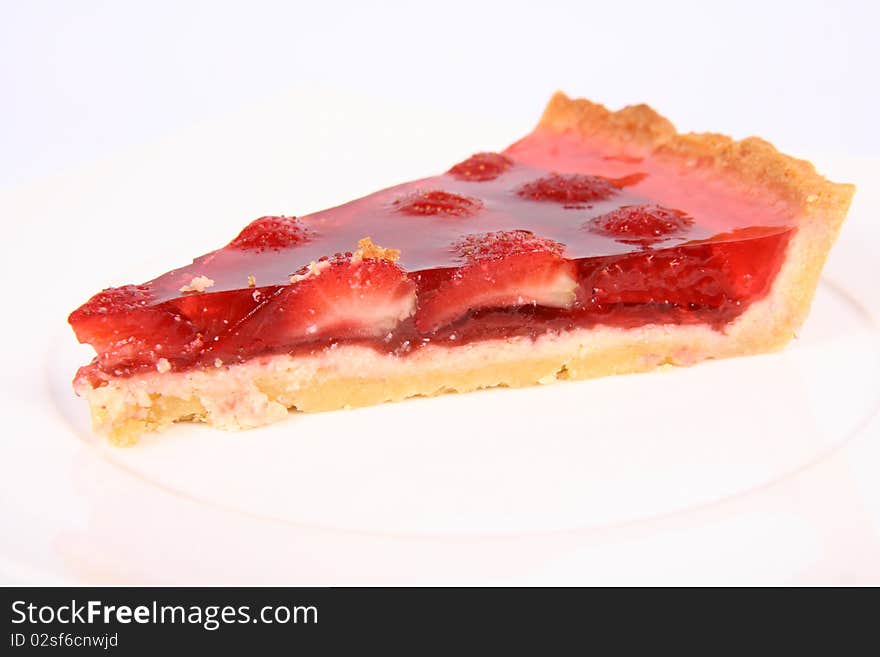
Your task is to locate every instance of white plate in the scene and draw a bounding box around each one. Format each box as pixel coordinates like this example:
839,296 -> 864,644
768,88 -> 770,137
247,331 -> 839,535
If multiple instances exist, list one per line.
2,88 -> 879,584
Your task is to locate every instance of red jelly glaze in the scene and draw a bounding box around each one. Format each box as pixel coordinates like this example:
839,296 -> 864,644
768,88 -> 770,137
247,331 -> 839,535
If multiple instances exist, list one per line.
70,130 -> 797,383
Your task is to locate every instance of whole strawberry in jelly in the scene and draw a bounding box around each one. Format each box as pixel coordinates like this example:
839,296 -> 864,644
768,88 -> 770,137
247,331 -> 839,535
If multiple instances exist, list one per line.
393,190 -> 482,217
228,216 -> 312,251
587,204 -> 694,245
448,152 -> 514,182
517,173 -> 619,205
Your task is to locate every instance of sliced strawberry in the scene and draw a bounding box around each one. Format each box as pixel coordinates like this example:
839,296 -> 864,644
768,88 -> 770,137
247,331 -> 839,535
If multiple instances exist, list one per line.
169,288 -> 270,340
393,190 -> 483,217
228,215 -> 311,251
68,285 -> 201,372
583,246 -> 725,307
709,228 -> 793,299
516,173 -> 619,205
415,230 -> 577,332
448,152 -> 514,181
69,284 -> 153,319
90,313 -> 202,372
587,203 -> 693,244
220,255 -> 417,353
582,228 -> 792,310
277,258 -> 417,340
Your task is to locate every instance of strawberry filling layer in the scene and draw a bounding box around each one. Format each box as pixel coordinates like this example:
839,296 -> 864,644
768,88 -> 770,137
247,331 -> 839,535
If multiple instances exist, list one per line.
70,134 -> 796,384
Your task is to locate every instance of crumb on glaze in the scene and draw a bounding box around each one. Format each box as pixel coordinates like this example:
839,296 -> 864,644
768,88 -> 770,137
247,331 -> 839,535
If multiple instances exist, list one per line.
353,236 -> 401,263
179,275 -> 215,293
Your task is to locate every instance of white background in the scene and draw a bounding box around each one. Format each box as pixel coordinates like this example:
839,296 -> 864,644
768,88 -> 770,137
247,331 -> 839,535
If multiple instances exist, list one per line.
2,0 -> 878,189
1,1 -> 879,585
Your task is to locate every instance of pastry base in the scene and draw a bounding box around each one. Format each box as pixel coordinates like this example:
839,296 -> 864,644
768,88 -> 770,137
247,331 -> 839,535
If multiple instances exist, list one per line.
75,321 -> 762,445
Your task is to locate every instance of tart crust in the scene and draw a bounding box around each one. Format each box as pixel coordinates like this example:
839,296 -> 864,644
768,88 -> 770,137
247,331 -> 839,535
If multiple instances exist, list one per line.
76,93 -> 855,444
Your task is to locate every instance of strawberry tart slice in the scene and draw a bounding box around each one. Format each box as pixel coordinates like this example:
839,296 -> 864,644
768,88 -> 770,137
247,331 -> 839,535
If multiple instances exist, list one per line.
69,93 -> 855,444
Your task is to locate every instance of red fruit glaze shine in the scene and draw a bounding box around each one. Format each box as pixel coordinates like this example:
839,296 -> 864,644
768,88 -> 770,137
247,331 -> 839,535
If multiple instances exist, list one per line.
70,134 -> 797,383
